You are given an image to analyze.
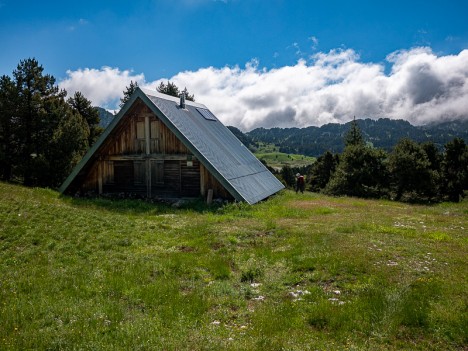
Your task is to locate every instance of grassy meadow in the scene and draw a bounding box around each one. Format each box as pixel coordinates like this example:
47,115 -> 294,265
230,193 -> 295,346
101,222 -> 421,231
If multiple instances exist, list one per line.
0,182 -> 467,350
253,143 -> 316,168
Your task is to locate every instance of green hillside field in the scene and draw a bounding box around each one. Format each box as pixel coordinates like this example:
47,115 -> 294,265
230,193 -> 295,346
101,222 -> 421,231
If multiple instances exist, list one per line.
0,182 -> 467,350
254,152 -> 316,169
253,142 -> 316,169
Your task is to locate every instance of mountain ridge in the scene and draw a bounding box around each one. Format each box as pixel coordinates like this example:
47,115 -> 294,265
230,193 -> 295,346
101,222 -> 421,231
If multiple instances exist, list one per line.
229,118 -> 468,157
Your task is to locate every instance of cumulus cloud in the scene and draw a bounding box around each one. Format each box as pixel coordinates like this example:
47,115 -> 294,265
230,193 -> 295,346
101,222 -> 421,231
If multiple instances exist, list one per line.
60,67 -> 145,109
170,47 -> 468,129
60,47 -> 468,130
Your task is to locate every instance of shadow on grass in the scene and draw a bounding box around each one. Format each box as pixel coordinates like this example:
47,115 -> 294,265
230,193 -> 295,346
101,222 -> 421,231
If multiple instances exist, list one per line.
61,194 -> 226,215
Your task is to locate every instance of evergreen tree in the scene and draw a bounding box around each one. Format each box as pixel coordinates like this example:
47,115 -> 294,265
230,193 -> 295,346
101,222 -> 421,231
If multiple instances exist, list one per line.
421,142 -> 442,171
119,80 -> 139,108
68,91 -> 102,145
13,58 -> 60,185
388,138 -> 434,201
326,119 -> 388,198
157,81 -> 195,101
47,107 -> 89,187
441,138 -> 468,202
421,141 -> 443,199
0,75 -> 18,181
280,165 -> 296,188
344,117 -> 365,147
3,58 -> 90,187
325,145 -> 388,198
307,151 -> 338,192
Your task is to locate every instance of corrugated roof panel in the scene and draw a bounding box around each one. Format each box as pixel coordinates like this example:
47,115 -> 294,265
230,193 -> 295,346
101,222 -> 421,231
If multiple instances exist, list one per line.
230,170 -> 285,205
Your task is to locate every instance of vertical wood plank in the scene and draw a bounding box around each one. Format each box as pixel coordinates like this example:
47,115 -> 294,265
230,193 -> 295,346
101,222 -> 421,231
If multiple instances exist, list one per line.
145,115 -> 150,155
98,160 -> 103,194
146,159 -> 151,198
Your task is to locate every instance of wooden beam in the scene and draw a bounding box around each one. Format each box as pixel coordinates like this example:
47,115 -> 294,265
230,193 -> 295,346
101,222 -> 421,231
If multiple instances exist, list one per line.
108,154 -> 191,161
144,115 -> 152,197
145,115 -> 151,155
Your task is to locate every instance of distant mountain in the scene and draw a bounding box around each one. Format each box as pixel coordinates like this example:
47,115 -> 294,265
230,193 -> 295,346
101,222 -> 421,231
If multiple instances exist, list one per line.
230,118 -> 468,157
96,107 -> 115,128
227,126 -> 254,148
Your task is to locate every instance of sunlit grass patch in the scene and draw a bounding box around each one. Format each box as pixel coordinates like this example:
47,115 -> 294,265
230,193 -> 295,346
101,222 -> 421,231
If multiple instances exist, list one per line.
428,231 -> 452,241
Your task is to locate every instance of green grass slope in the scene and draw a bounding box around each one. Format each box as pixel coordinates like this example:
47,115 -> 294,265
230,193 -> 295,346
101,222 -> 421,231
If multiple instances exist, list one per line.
1,182 -> 467,350
253,142 -> 316,168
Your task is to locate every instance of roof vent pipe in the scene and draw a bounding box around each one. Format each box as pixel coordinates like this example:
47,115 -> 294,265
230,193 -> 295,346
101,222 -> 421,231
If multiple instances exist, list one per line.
179,92 -> 186,109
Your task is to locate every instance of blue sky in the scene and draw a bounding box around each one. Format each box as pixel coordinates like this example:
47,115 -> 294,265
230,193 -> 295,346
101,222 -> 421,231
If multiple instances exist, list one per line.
1,0 -> 468,129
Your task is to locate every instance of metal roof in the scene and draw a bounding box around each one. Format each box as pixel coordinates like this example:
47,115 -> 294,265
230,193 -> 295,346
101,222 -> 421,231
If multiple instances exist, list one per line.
60,87 -> 284,204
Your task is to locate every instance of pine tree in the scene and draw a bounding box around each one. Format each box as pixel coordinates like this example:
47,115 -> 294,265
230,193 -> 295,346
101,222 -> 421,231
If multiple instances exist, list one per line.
388,138 -> 434,201
13,58 -> 60,185
4,58 -> 90,187
307,151 -> 338,192
0,75 -> 18,180
119,80 -> 139,108
157,81 -> 195,101
442,138 -> 468,202
47,107 -> 89,187
280,165 -> 296,188
325,119 -> 388,197
344,117 -> 365,147
325,145 -> 388,198
68,91 -> 102,145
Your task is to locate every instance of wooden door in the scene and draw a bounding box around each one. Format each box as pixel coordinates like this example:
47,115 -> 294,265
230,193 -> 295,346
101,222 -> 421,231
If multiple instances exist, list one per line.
113,161 -> 134,189
151,160 -> 164,186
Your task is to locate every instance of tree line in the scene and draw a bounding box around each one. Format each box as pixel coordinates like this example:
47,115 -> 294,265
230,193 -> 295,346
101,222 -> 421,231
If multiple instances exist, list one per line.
0,58 -> 102,187
278,120 -> 468,203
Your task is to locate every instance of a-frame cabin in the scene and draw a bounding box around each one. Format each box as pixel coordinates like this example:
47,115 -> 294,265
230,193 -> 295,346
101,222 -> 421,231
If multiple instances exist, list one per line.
60,88 -> 284,204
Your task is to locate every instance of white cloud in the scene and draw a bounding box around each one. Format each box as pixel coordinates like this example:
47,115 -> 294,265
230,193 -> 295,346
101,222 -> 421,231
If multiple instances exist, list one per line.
170,47 -> 468,130
59,47 -> 468,130
59,67 -> 145,108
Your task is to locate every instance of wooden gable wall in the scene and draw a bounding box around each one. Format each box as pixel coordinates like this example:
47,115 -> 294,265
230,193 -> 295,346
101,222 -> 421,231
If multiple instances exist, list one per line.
72,99 -> 232,200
